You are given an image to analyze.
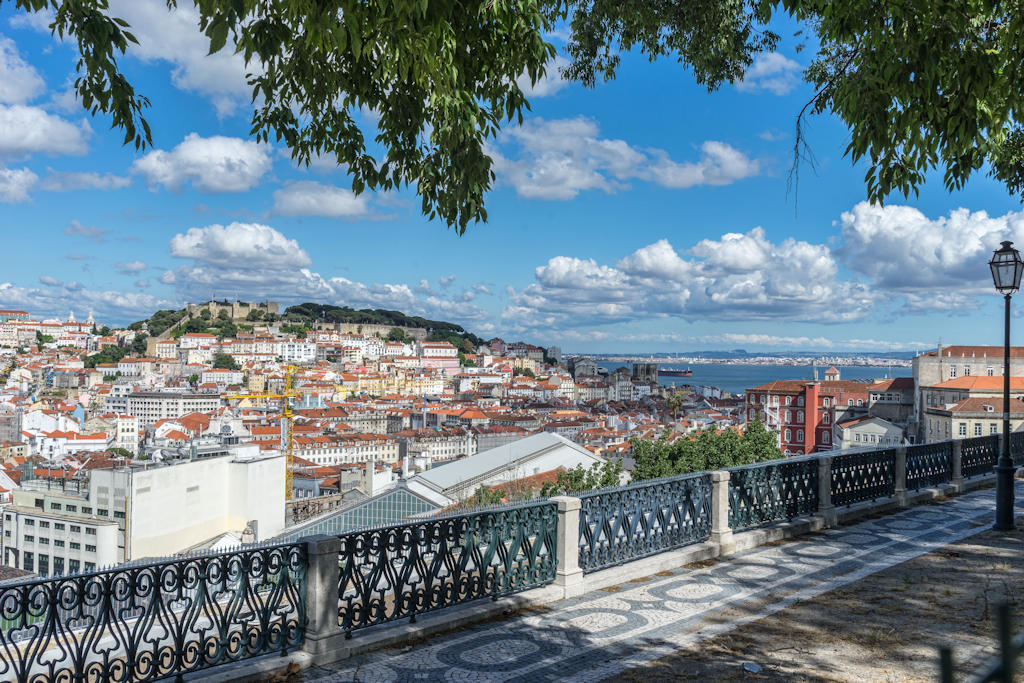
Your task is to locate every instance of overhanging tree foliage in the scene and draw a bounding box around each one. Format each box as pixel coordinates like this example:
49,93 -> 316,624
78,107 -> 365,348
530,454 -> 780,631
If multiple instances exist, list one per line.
13,0 -> 1024,231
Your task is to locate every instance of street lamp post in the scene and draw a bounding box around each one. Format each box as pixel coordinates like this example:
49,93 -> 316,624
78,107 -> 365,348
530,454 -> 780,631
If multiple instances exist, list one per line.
989,241 -> 1024,531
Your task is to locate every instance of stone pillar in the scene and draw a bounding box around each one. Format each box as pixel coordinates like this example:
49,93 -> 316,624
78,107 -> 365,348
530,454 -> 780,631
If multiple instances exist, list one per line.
551,496 -> 585,598
817,455 -> 837,527
302,534 -> 345,657
950,439 -> 964,493
894,446 -> 909,508
710,471 -> 735,555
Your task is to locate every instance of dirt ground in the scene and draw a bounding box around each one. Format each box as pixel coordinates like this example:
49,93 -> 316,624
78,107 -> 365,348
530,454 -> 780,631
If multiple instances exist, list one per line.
610,522 -> 1024,683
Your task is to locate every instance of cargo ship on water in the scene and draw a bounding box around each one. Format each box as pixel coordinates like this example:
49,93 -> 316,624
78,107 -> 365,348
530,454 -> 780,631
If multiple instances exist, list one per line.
658,367 -> 693,378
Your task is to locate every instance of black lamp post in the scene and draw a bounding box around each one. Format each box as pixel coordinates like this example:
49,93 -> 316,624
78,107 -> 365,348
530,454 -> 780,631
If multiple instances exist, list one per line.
989,240 -> 1024,531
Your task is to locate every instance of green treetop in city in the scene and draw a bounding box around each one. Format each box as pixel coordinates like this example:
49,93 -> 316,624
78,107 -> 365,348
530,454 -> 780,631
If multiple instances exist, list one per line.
15,0 -> 1024,229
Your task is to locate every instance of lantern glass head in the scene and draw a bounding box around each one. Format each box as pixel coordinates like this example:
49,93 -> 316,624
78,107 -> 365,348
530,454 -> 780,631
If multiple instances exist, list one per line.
990,241 -> 1024,294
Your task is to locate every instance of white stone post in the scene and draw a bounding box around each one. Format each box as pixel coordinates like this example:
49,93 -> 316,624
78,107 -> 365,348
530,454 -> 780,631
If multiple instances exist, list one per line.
950,439 -> 964,493
710,471 -> 735,555
894,446 -> 908,508
302,534 -> 345,657
550,496 -> 585,598
817,455 -> 837,527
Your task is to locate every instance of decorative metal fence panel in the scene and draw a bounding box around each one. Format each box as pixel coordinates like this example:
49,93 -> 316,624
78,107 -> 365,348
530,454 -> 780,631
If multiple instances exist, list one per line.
728,457 -> 819,531
577,472 -> 712,574
337,500 -> 557,635
830,449 -> 897,507
961,435 -> 1000,479
0,542 -> 306,683
906,442 -> 953,490
1011,431 -> 1024,466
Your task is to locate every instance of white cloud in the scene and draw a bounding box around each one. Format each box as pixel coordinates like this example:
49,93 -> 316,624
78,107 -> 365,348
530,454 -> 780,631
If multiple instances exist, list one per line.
38,275 -> 61,287
0,35 -> 45,104
836,202 -> 1024,309
8,11 -> 54,33
64,219 -> 109,242
105,0 -> 254,116
272,181 -> 372,218
0,105 -> 90,159
115,260 -> 147,274
170,223 -> 312,269
0,166 -> 37,202
504,228 -> 877,330
0,281 -> 177,322
132,133 -> 272,193
135,279 -> 151,288
516,55 -> 570,98
440,275 -> 456,288
736,53 -> 802,96
490,117 -> 759,200
39,170 -> 131,192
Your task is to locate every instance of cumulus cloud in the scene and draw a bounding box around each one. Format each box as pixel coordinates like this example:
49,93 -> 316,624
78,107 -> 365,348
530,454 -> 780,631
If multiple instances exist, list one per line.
736,53 -> 803,96
0,105 -> 90,159
272,181 -> 372,218
503,229 -> 877,331
39,169 -> 131,192
170,223 -> 312,269
132,133 -> 272,193
0,281 -> 177,322
836,202 -> 1024,306
115,260 -> 147,274
64,220 -> 109,242
489,117 -> 759,200
0,166 -> 37,202
440,275 -> 456,288
0,35 -> 45,104
105,0 -> 254,116
516,55 -> 570,98
38,275 -> 61,287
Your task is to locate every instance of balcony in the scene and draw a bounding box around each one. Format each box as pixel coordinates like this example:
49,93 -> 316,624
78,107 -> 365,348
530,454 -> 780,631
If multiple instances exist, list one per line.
0,434 -> 1017,682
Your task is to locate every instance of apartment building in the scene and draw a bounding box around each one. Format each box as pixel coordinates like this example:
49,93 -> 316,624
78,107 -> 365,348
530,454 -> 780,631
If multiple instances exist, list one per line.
1,452 -> 284,574
293,433 -> 399,466
120,391 -> 222,427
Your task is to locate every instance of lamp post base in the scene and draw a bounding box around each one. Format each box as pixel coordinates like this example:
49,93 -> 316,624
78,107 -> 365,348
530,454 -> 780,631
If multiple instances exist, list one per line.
993,462 -> 1017,531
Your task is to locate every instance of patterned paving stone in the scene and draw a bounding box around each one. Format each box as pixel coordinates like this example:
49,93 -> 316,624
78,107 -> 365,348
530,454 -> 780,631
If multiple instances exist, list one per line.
309,483 -> 1020,683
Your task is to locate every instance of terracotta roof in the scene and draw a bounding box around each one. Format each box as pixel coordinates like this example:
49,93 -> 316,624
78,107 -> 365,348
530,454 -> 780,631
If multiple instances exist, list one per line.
930,376 -> 1024,391
923,345 -> 1024,358
947,397 -> 1024,414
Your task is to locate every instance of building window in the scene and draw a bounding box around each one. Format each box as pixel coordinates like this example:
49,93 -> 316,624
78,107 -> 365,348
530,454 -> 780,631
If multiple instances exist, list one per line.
24,519 -> 33,526
97,510 -> 108,517
784,428 -> 792,442
85,545 -> 96,553
69,559 -> 80,574
857,399 -> 863,406
70,525 -> 80,533
797,429 -> 804,441
797,410 -> 804,422
70,542 -> 80,550
38,554 -> 48,577
85,528 -> 96,536
991,423 -> 999,435
50,503 -> 61,511
65,505 -> 76,513
823,413 -> 831,424
54,523 -> 64,531
950,367 -> 957,378
84,562 -> 95,572
959,423 -> 967,436
39,538 -> 48,545
23,552 -> 33,572
113,511 -> 125,519
848,399 -> 854,406
822,432 -> 830,444
785,396 -> 792,406
23,535 -> 33,543
975,423 -> 983,436
53,557 -> 64,576
82,507 -> 92,515
39,521 -> 49,528
988,367 -> 995,376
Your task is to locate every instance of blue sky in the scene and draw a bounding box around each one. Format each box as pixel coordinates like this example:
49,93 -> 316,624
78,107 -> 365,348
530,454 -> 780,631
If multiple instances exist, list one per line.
1,3 -> 1023,354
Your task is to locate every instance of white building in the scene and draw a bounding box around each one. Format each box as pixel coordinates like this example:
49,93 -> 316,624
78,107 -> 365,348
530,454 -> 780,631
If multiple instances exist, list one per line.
280,341 -> 317,363
123,391 -> 222,427
1,451 -> 285,574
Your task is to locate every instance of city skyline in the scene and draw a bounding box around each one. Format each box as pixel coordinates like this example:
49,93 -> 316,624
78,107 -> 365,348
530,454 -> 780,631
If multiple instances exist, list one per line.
3,3 -> 1024,352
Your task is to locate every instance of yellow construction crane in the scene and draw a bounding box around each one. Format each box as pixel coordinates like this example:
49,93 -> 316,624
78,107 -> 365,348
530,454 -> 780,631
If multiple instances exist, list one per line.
226,365 -> 300,500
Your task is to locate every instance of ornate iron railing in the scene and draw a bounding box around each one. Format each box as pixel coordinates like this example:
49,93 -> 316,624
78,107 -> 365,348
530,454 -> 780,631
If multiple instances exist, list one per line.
728,457 -> 819,530
961,435 -> 1000,479
1010,431 -> 1024,466
577,472 -> 712,574
830,448 -> 897,506
906,441 -> 953,490
337,500 -> 557,635
0,542 -> 306,683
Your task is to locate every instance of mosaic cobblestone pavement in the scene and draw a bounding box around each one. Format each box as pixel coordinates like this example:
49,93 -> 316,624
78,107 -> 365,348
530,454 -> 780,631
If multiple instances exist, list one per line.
308,483 -> 1021,683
